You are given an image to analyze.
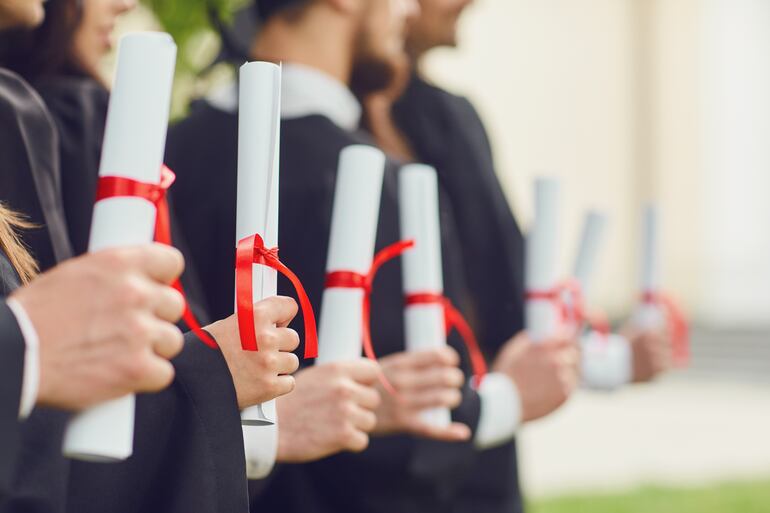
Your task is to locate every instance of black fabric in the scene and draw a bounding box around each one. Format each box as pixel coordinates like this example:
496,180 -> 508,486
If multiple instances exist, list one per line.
65,335 -> 248,513
393,73 -> 527,513
166,100 -> 483,513
0,68 -> 73,272
0,291 -> 25,498
0,70 -> 244,512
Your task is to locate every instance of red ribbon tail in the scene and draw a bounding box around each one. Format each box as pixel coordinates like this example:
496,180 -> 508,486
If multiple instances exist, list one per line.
235,235 -> 259,351
444,300 -> 488,387
361,294 -> 398,395
360,240 -> 415,396
269,259 -> 319,359
661,294 -> 690,367
171,279 -> 218,349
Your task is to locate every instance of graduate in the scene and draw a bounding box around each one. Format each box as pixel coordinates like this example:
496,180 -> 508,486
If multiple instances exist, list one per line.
168,1 -> 577,512
361,0 -> 673,510
0,3 -> 305,512
0,0 -> 211,323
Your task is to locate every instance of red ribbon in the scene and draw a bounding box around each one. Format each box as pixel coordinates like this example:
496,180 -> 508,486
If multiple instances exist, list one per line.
404,292 -> 488,387
95,166 -> 218,349
325,239 -> 415,394
642,291 -> 690,367
525,278 -> 610,338
235,233 -> 318,359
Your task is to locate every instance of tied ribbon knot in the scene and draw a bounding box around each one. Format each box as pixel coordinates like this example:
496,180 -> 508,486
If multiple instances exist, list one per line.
404,293 -> 488,387
325,239 -> 415,394
95,166 -> 218,349
235,234 -> 318,359
642,291 -> 690,366
526,278 -> 610,338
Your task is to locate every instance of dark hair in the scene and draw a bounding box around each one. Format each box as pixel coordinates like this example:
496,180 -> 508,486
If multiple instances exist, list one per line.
0,0 -> 83,82
255,0 -> 309,21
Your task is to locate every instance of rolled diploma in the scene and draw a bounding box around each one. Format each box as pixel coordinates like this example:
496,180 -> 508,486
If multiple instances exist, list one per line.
573,210 -> 608,295
236,61 -> 282,479
62,32 -> 177,462
316,145 -> 386,363
634,204 -> 665,329
565,210 -> 608,333
399,164 -> 450,427
526,178 -> 561,342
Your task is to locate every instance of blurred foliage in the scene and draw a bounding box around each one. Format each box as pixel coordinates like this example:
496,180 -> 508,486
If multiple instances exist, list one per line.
137,0 -> 246,118
529,479 -> 770,513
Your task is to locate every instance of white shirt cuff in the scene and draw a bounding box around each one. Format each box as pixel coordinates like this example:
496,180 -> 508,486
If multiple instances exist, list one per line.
580,331 -> 632,391
6,298 -> 40,419
474,372 -> 522,450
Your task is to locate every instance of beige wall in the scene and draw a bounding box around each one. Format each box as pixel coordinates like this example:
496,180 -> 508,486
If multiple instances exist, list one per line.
422,0 -> 646,318
421,0 -> 718,322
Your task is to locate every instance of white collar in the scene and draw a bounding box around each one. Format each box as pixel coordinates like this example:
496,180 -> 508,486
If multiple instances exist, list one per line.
205,62 -> 362,132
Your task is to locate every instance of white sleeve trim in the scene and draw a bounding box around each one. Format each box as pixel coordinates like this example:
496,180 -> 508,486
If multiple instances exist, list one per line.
474,372 -> 522,450
6,298 -> 40,419
581,332 -> 632,391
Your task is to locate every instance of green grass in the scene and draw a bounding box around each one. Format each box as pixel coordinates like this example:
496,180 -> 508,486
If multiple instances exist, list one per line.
528,479 -> 770,513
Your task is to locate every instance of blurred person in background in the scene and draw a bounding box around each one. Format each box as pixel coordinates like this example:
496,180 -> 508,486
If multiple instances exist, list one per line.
360,0 -> 674,511
169,2 -> 474,510
182,0 -> 580,512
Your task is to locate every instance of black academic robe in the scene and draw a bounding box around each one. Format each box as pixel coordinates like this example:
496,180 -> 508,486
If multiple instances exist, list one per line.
0,71 -> 247,513
0,283 -> 248,513
166,100 -> 486,513
392,73 -> 527,513
0,69 -> 73,272
0,253 -> 25,500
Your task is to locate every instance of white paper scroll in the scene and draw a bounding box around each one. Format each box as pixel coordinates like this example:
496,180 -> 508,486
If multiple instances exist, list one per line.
398,164 -> 450,428
633,203 -> 665,329
525,177 -> 561,342
580,332 -> 632,390
62,32 -> 177,462
316,146 -> 386,363
572,210 -> 608,296
236,61 -> 282,479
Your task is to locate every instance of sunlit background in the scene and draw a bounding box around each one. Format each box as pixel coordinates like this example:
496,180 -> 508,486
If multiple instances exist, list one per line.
115,0 -> 770,510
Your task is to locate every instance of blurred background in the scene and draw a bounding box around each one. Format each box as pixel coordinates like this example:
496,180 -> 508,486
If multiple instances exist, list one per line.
117,0 -> 770,511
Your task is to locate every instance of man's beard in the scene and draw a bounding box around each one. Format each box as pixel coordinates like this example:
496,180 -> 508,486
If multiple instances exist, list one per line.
349,30 -> 398,98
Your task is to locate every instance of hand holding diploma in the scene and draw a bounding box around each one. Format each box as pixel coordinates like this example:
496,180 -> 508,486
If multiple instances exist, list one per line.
10,245 -> 185,410
372,347 -> 470,442
275,360 -> 381,462
62,32 -> 178,461
492,331 -> 579,423
205,296 -> 300,408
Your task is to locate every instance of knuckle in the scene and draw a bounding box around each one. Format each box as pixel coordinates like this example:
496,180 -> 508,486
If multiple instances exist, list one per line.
120,276 -> 150,309
257,329 -> 278,349
261,352 -> 279,371
333,381 -> 353,400
125,313 -> 152,343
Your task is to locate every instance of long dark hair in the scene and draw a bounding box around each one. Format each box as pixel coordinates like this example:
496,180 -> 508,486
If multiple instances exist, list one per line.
0,0 -> 83,82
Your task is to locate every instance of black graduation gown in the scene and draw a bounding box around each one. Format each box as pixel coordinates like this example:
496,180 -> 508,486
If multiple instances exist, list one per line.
392,73 -> 527,513
166,99 -> 485,513
0,252 -> 25,500
0,71 -> 247,513
0,69 -> 73,272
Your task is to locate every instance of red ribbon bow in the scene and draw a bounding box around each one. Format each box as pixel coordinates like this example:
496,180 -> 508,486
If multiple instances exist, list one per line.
324,239 -> 415,394
95,166 -> 218,349
526,278 -> 610,338
404,292 -> 488,387
642,291 -> 690,366
235,234 -> 318,359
